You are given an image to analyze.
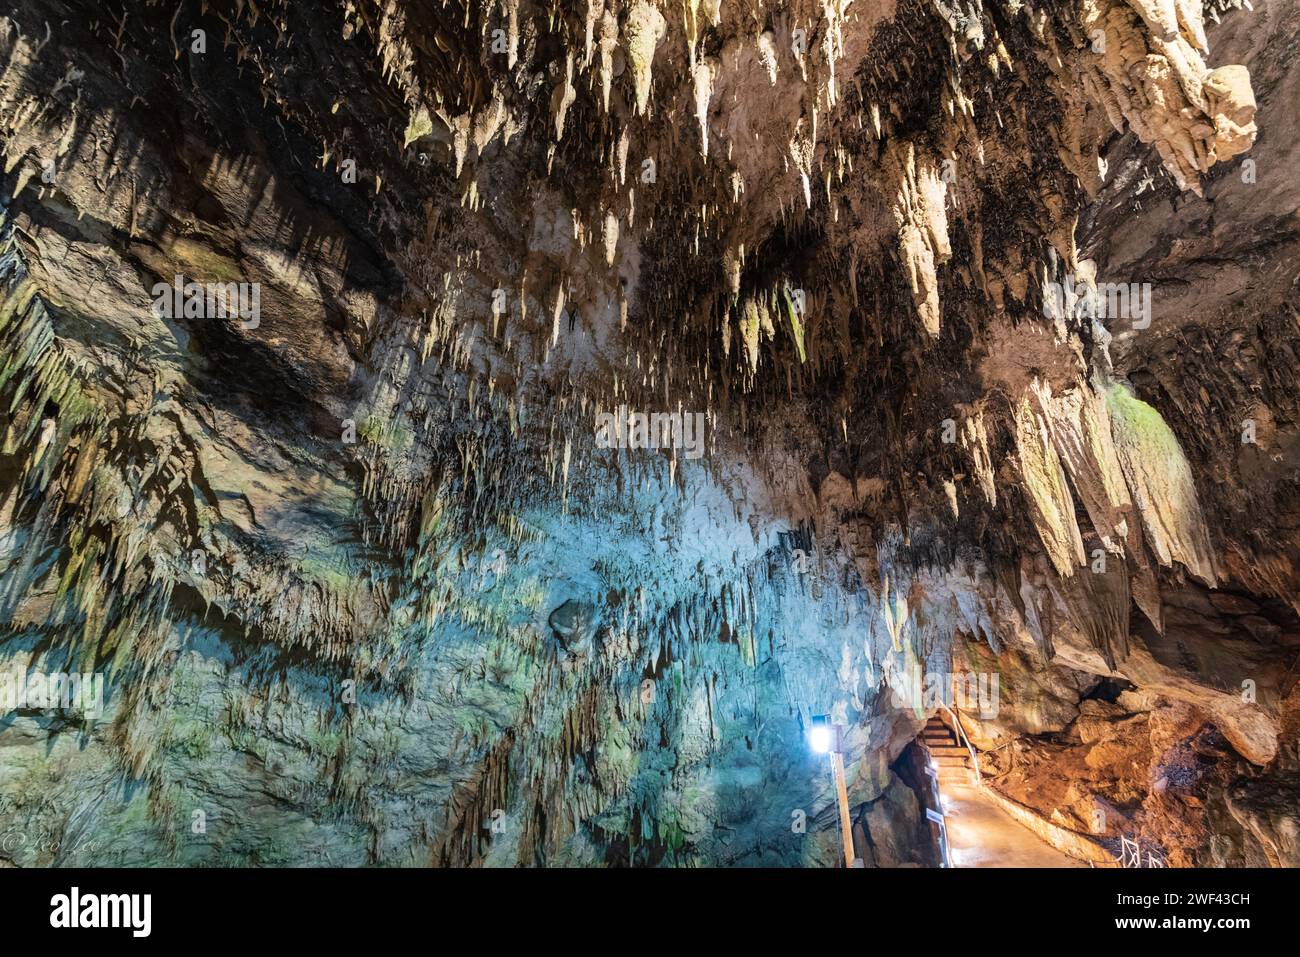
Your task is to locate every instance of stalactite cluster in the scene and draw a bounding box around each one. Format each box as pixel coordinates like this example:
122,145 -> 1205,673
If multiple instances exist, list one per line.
0,0 -> 1296,868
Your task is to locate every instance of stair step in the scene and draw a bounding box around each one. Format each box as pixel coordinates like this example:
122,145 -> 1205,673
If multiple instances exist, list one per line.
922,718 -> 973,786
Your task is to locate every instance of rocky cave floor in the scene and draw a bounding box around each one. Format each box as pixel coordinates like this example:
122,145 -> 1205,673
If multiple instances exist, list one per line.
0,0 -> 1298,867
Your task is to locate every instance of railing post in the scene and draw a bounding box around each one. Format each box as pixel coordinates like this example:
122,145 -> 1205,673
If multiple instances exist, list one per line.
830,725 -> 856,869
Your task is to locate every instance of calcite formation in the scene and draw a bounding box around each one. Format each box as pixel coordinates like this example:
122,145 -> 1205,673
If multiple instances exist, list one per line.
0,0 -> 1296,869
1076,0 -> 1258,193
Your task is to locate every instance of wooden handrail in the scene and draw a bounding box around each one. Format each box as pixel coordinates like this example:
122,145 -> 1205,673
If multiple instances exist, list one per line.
939,703 -> 982,786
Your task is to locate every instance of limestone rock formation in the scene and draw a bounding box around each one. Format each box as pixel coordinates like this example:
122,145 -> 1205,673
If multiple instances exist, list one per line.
0,0 -> 1295,868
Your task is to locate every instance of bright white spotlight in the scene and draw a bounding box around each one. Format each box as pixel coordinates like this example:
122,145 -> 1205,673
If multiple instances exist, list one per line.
810,725 -> 831,753
810,715 -> 832,754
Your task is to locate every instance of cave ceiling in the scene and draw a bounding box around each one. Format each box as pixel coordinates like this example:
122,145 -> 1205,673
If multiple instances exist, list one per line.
0,0 -> 1297,868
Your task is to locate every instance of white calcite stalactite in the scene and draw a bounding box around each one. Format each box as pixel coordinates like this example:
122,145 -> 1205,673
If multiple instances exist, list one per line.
693,59 -> 714,158
820,0 -> 851,107
625,1 -> 667,117
1032,379 -> 1131,554
790,128 -> 814,209
553,52 -> 577,142
739,299 -> 761,372
551,283 -> 567,349
723,244 -> 743,300
1015,394 -> 1088,578
757,30 -> 780,85
603,211 -> 619,267
1031,379 -> 1164,631
472,96 -> 508,157
599,10 -> 619,113
883,141 -> 951,337
961,411 -> 997,508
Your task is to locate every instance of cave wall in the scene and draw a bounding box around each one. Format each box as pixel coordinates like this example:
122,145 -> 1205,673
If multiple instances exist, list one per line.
0,0 -> 1296,867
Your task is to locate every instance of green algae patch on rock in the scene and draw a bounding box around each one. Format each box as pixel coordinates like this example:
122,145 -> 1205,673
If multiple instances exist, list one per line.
1105,382 -> 1218,586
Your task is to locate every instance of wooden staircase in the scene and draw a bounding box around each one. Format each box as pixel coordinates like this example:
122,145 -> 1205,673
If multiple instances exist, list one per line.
923,715 -> 973,786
